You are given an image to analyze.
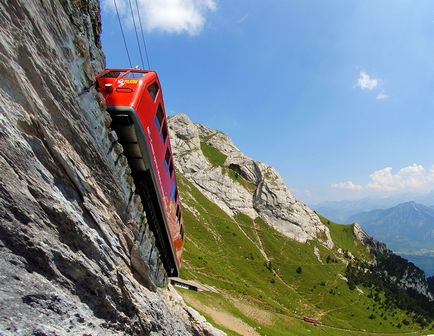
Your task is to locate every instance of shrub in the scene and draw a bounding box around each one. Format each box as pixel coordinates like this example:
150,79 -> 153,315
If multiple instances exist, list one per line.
296,266 -> 302,274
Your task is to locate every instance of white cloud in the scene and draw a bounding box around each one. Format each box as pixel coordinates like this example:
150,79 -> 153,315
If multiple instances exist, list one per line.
376,91 -> 389,100
332,164 -> 434,194
104,0 -> 217,35
332,181 -> 363,191
366,164 -> 434,192
356,71 -> 379,90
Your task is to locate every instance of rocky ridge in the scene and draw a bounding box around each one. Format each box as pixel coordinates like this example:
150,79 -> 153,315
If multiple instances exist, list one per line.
169,113 -> 333,248
352,225 -> 433,300
0,1 -> 223,335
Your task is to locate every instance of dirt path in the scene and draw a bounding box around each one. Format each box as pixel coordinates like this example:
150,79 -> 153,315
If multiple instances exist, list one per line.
184,296 -> 261,336
252,219 -> 271,262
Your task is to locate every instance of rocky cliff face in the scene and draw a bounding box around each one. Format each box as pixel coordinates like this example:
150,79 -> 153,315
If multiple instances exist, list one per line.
353,225 -> 433,300
169,113 -> 333,248
0,1 -> 223,335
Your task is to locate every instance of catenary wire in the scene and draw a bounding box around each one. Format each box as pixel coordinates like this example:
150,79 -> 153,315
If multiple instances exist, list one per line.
113,0 -> 132,68
134,0 -> 151,69
128,0 -> 145,69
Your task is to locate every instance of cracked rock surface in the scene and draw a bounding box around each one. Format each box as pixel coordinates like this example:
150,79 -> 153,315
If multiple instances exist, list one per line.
0,1 -> 224,335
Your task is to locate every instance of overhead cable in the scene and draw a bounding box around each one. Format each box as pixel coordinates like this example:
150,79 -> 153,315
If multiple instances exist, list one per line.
134,0 -> 151,69
113,0 -> 132,68
128,0 -> 145,69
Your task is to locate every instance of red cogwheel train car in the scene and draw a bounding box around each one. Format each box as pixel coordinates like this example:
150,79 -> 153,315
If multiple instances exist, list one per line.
95,69 -> 183,276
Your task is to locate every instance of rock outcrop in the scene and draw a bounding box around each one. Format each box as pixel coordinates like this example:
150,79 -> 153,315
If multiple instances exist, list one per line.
169,113 -> 333,248
0,1 -> 223,335
352,224 -> 433,300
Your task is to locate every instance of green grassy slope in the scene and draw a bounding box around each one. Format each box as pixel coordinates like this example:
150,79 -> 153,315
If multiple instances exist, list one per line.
175,145 -> 431,336
200,140 -> 256,192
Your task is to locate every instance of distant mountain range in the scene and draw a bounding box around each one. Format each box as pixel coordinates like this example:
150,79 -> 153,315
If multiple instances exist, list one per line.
313,198 -> 401,223
348,201 -> 434,251
312,192 -> 434,223
348,201 -> 434,276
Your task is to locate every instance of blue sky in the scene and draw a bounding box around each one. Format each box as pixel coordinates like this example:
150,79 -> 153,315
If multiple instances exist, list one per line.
101,0 -> 434,204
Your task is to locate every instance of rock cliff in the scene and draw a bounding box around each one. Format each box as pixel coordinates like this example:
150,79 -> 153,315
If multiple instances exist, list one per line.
353,224 -> 433,300
0,1 -> 222,335
169,113 -> 333,248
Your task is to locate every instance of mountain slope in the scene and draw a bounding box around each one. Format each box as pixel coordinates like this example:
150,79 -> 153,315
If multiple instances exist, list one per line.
169,114 -> 434,335
169,114 -> 333,248
348,202 -> 434,254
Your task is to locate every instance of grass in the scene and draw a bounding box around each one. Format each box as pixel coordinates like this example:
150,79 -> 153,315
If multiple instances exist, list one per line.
176,172 -> 426,335
200,141 -> 227,167
200,140 -> 257,193
319,215 -> 372,261
225,168 -> 257,193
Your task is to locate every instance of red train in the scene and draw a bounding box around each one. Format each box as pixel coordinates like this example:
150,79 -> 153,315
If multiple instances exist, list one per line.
303,316 -> 319,326
95,69 -> 183,277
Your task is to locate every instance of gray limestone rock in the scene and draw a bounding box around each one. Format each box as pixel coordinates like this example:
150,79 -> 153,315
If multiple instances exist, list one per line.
169,114 -> 333,248
0,1 -> 221,335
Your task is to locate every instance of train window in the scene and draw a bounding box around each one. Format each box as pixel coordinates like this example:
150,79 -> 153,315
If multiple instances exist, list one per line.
154,105 -> 164,131
180,224 -> 184,240
170,182 -> 176,200
176,205 -> 180,220
148,82 -> 160,101
125,72 -> 144,79
161,120 -> 168,143
164,148 -> 171,176
165,148 -> 171,166
101,71 -> 124,78
168,158 -> 174,176
174,187 -> 178,202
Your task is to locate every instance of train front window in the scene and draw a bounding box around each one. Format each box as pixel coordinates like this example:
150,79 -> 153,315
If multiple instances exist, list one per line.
125,72 -> 144,79
100,71 -> 124,78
